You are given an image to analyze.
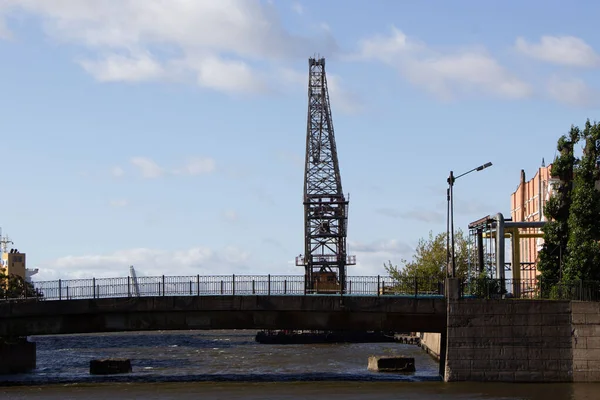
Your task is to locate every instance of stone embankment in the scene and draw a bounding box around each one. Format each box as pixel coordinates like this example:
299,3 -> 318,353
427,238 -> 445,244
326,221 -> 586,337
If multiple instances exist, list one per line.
572,302 -> 600,382
444,299 -> 585,382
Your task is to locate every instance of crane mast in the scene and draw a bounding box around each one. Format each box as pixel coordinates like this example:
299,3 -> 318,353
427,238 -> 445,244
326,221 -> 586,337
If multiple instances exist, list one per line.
296,57 -> 355,294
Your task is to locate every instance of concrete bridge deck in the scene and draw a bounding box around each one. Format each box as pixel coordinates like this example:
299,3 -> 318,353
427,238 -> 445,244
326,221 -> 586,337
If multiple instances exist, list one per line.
0,295 -> 447,336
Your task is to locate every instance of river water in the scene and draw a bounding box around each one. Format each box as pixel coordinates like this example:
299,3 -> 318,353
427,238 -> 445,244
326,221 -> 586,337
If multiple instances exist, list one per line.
0,330 -> 597,399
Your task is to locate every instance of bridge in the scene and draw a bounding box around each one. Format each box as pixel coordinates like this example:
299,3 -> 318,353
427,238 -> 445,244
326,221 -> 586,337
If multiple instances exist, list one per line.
0,274 -> 449,377
0,274 -> 447,336
0,295 -> 447,337
3,274 -> 600,383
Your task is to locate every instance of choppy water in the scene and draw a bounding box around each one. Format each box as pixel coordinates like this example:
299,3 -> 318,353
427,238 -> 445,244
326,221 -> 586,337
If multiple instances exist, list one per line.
1,330 -> 439,385
0,330 -> 598,399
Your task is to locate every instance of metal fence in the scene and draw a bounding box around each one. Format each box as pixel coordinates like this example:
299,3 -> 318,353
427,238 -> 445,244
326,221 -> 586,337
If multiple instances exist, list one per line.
8,275 -> 599,302
462,278 -> 600,301
23,275 -> 445,301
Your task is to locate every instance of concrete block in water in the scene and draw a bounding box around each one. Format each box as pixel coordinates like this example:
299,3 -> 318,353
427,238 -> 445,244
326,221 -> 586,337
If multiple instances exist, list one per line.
0,338 -> 36,374
89,358 -> 132,375
368,356 -> 415,373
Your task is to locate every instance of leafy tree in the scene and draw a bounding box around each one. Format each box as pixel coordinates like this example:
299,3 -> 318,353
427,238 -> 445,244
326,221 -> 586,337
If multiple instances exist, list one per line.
384,230 -> 470,283
0,272 -> 42,299
537,127 -> 579,282
467,271 -> 507,299
564,120 -> 600,281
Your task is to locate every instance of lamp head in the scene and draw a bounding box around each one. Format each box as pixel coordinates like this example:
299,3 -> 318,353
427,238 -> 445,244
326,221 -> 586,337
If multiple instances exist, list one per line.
477,162 -> 493,171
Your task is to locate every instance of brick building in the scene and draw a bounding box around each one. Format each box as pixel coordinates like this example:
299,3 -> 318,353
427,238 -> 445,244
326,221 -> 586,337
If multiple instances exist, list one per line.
509,161 -> 557,280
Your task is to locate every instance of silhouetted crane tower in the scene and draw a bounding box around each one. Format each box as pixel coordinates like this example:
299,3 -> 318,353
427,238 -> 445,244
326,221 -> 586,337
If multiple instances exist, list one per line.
296,57 -> 355,294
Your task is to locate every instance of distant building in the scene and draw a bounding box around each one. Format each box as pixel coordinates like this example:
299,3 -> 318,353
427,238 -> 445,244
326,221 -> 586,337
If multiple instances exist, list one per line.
509,161 -> 558,280
0,233 -> 38,283
1,249 -> 27,279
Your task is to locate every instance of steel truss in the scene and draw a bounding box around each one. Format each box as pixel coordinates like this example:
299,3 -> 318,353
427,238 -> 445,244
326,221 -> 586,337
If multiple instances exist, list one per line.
296,57 -> 355,293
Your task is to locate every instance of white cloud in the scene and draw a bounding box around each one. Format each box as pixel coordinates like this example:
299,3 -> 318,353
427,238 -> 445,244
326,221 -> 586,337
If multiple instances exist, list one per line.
515,36 -> 600,68
546,76 -> 599,107
356,27 -> 422,60
174,157 -> 216,176
349,239 -> 414,276
0,15 -> 11,39
130,156 -> 164,178
278,67 -> 363,114
187,56 -> 268,94
292,2 -> 304,15
0,0 -> 338,94
109,199 -> 128,208
1,1 -> 356,106
285,238 -> 414,276
111,166 -> 124,177
355,26 -> 532,100
33,240 -> 412,281
78,52 -> 165,83
35,245 -> 253,280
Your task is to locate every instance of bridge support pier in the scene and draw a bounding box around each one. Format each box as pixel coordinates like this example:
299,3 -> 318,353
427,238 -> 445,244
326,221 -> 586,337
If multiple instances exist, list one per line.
0,337 -> 36,375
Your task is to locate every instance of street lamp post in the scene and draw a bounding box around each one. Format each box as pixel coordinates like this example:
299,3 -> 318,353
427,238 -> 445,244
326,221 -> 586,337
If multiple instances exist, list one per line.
446,162 -> 493,278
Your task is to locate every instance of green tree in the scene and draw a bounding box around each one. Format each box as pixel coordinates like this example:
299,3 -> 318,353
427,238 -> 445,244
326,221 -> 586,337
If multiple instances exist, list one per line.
564,120 -> 600,281
384,230 -> 470,282
537,127 -> 579,282
0,272 -> 42,299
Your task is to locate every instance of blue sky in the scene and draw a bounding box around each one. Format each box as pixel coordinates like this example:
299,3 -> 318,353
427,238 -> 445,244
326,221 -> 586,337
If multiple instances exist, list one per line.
0,0 -> 599,280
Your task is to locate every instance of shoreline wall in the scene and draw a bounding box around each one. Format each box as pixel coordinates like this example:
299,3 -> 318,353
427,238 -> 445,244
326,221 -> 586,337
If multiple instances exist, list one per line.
572,302 -> 600,382
418,332 -> 441,360
444,299 -> 600,383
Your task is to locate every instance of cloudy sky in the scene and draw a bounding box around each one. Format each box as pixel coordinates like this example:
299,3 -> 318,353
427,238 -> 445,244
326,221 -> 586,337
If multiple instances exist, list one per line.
0,0 -> 598,280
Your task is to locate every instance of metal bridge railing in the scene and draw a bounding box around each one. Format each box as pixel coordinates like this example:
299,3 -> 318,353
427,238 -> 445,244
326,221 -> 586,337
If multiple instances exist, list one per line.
6,275 -> 446,301
10,275 -> 599,302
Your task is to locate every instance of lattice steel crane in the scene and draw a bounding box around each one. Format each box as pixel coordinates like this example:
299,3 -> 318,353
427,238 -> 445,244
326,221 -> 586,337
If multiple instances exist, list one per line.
296,57 -> 355,294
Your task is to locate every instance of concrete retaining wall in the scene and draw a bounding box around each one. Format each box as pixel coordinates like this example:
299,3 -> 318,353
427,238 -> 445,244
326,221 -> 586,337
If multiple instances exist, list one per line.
419,332 -> 441,360
445,299 -> 573,382
572,301 -> 600,382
